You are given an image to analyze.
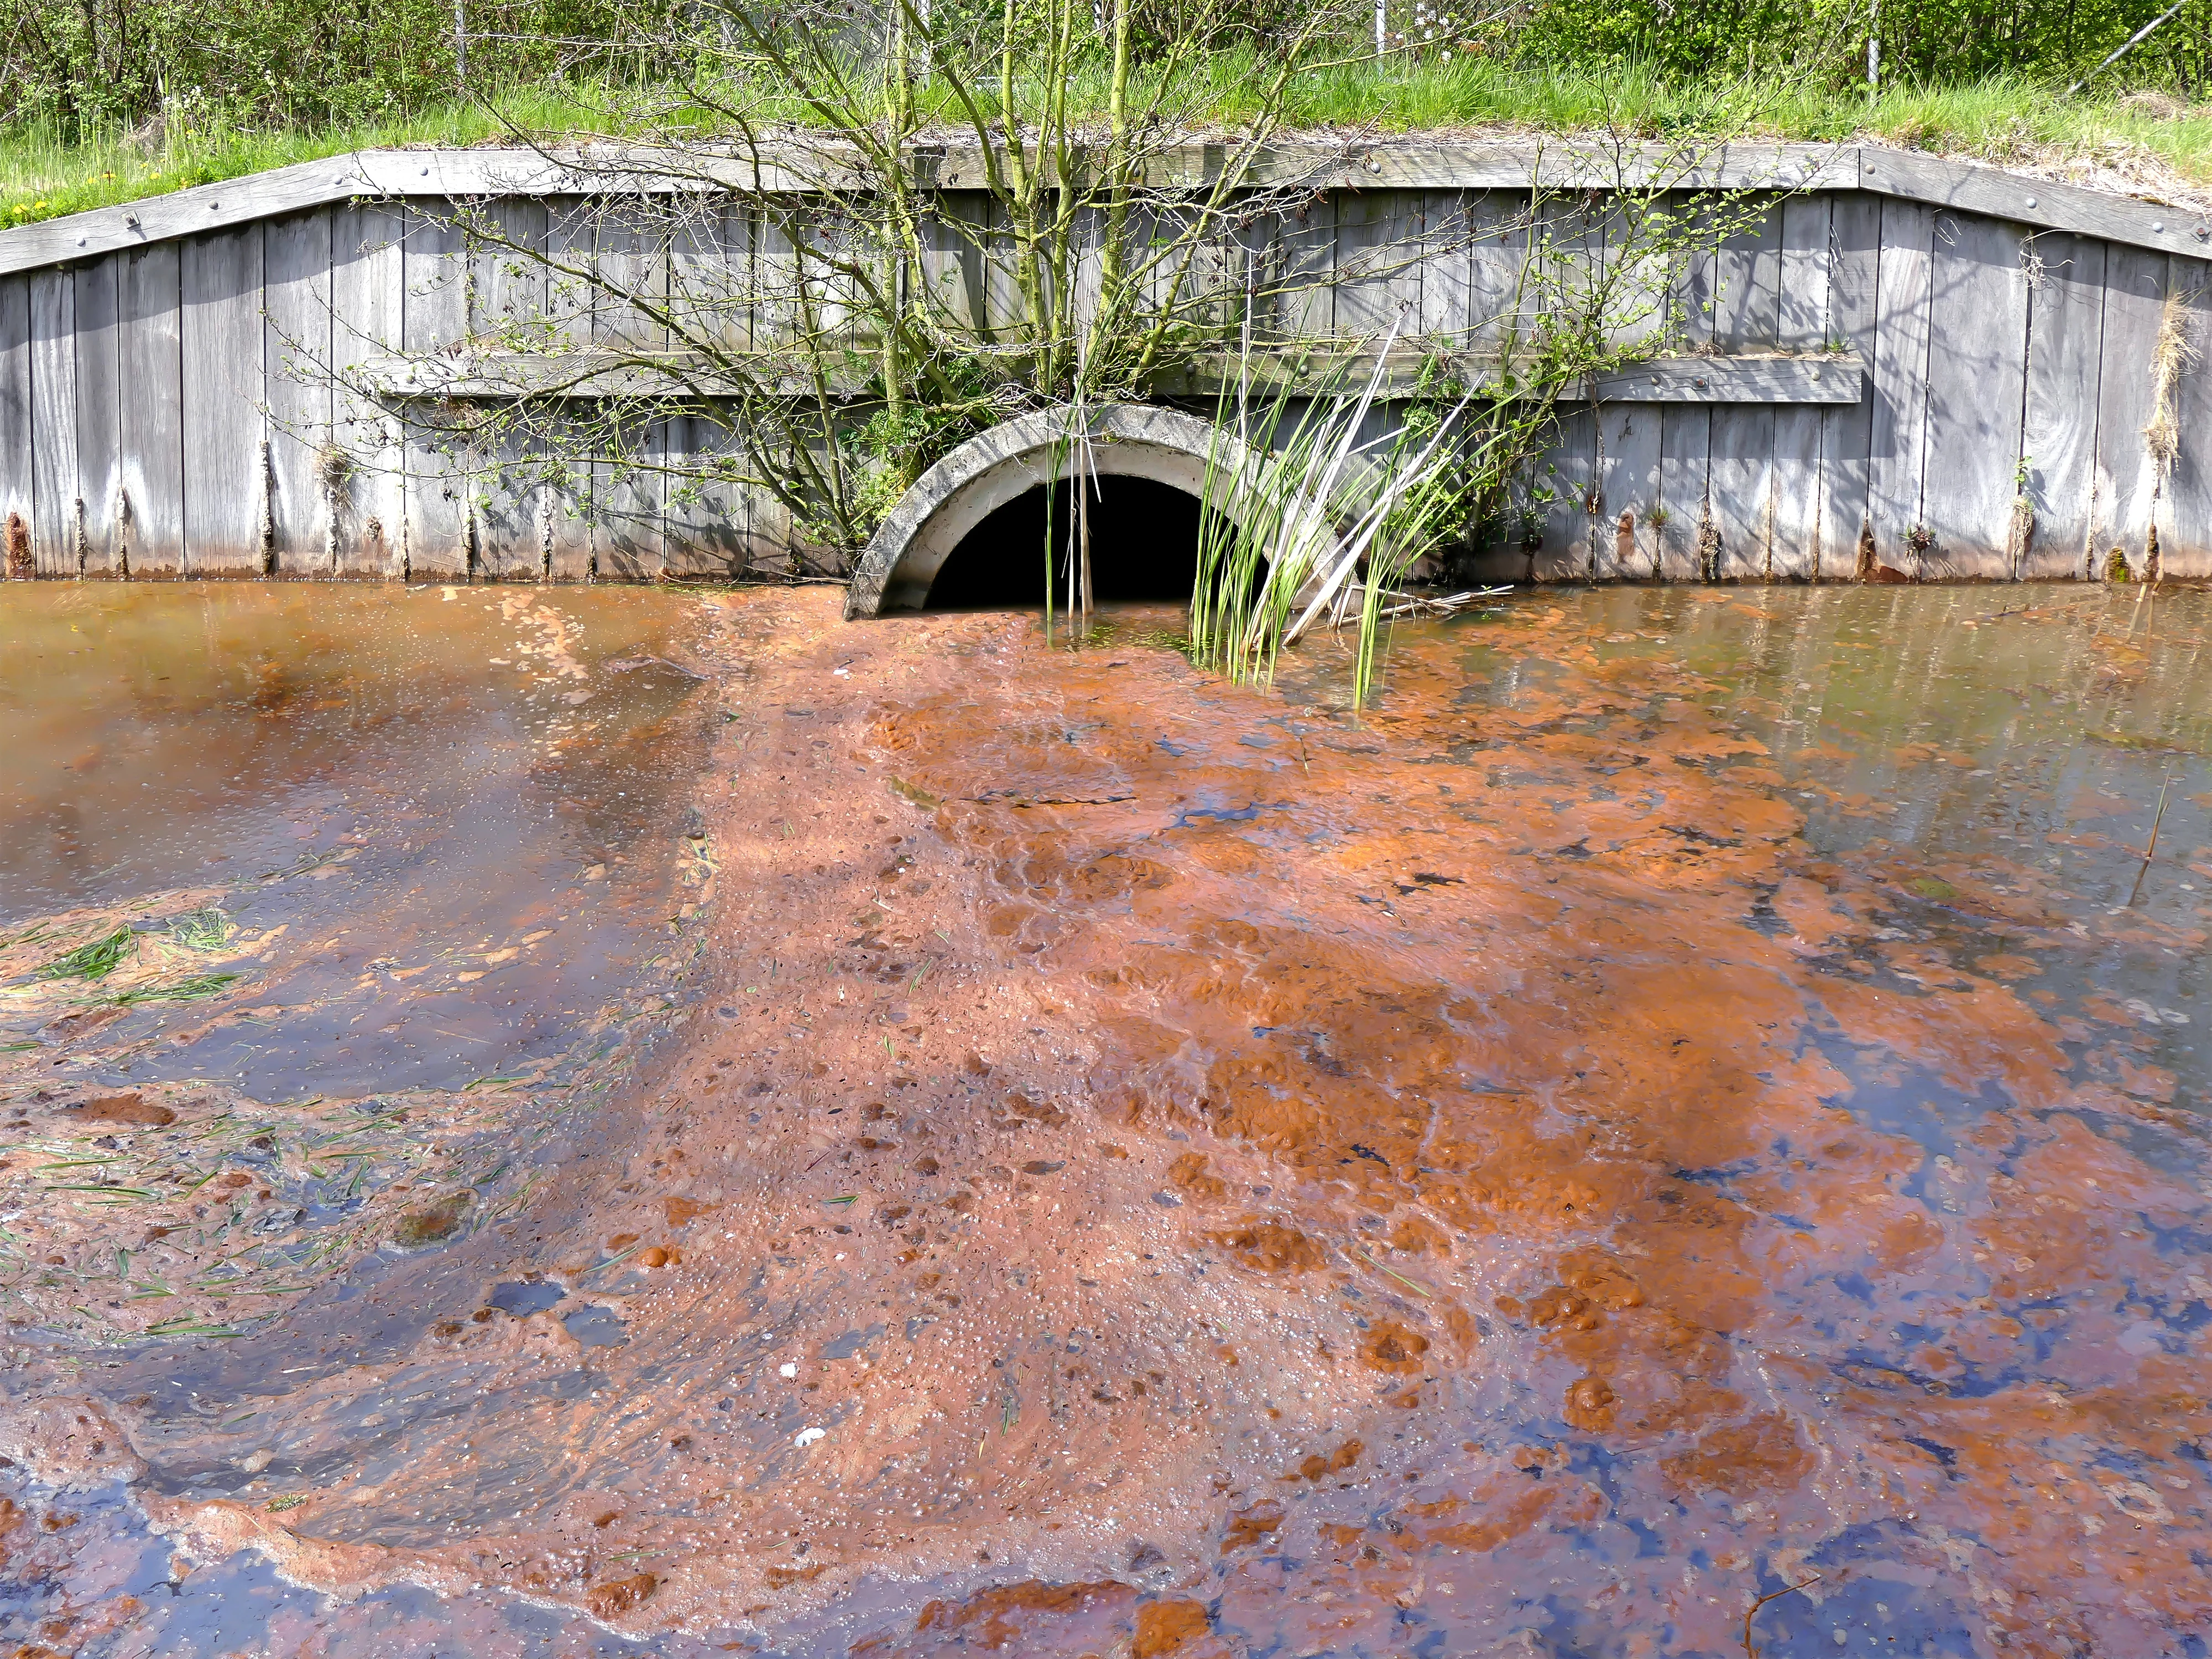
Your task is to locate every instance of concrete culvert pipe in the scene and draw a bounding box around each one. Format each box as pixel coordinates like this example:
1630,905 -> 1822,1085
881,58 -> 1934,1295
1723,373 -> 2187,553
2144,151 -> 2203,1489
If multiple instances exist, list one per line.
843,405 -> 1272,618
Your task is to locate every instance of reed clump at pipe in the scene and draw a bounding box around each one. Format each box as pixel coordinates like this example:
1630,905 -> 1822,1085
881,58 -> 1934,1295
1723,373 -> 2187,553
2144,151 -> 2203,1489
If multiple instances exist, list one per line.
1187,166 -> 1776,705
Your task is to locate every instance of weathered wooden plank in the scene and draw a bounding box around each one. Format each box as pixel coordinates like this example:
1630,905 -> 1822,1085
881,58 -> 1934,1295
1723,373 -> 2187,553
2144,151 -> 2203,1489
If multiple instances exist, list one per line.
181,225 -> 267,571
401,206 -> 472,577
1778,196 -> 1833,348
1919,212 -> 2029,577
543,436 -> 596,582
1770,196 -> 1832,578
2092,246 -> 2171,578
666,200 -> 747,357
1658,405 -> 1712,578
1533,405 -> 1598,579
1709,404 -> 1775,578
1274,192 -> 1335,343
1466,190 -> 1528,347
742,477 -> 794,578
1859,147 -> 2204,261
264,212 -> 333,575
918,193 -> 990,344
12,142 -> 2208,285
2164,260 -> 2211,577
592,420 -> 665,581
1590,353 -> 1860,404
1867,198 -> 1934,570
664,410 -> 750,577
0,156 -> 375,278
467,197 -> 550,580
471,196 -> 549,341
2020,233 -> 2107,578
1167,203 -> 1239,342
1672,191 -> 1720,349
1527,191 -> 1603,331
73,256 -> 123,573
1413,191 -> 1470,343
1601,196 -> 1671,351
1769,408 -> 1824,578
1713,197 -> 1783,349
1595,401 -> 1661,577
592,199 -> 671,351
330,204 -> 405,576
0,276 -> 28,565
1335,190 -> 1423,342
1818,193 -> 1881,578
28,270 -> 78,576
119,244 -> 182,574
979,196 -> 1022,341
542,196 -> 599,348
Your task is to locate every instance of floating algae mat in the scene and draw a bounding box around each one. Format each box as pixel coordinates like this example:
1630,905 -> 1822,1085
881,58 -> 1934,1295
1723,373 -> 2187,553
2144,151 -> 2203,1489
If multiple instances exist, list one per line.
0,582 -> 2206,1657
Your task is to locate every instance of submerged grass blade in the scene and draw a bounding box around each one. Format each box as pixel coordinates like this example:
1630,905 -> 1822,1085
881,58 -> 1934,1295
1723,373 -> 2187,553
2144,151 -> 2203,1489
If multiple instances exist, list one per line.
33,926 -> 134,982
92,973 -> 241,1008
166,907 -> 232,951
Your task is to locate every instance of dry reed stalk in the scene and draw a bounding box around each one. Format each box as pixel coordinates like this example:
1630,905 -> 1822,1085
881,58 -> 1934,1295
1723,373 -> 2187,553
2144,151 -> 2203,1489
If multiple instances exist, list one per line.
2128,771 -> 2174,907
2142,295 -> 2199,481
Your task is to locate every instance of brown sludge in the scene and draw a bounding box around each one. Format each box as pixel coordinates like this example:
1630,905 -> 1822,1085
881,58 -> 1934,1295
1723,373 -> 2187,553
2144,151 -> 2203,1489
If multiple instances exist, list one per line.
5,583 -> 2210,1658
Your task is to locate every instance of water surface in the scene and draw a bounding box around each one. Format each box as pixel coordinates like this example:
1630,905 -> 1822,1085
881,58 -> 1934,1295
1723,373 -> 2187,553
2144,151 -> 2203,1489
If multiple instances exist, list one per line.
0,581 -> 2206,1659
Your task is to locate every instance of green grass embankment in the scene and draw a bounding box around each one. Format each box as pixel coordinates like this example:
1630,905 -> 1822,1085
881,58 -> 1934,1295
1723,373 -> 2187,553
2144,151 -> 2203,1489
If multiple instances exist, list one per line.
4,60 -> 2208,229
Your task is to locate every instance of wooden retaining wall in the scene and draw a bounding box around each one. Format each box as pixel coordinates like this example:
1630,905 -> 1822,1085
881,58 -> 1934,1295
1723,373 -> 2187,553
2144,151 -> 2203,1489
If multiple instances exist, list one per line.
0,142 -> 2206,582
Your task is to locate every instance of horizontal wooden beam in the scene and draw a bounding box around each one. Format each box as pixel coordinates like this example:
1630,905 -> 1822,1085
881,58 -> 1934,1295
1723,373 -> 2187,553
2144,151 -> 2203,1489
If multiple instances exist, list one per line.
1586,353 -> 1865,404
367,346 -> 1865,405
1858,146 -> 2211,258
3,139 -> 2203,279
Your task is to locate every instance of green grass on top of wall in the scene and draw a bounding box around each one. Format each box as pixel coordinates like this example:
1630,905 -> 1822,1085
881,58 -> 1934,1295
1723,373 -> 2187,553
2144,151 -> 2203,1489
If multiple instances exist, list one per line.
3,60 -> 2209,231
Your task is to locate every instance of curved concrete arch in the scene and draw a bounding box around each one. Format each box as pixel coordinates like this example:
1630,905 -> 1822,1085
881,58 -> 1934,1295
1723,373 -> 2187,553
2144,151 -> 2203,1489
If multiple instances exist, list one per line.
843,404 -> 1266,618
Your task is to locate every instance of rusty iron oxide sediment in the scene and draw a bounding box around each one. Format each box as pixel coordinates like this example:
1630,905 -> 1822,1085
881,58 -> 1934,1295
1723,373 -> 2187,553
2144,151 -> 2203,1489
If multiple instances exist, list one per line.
0,582 -> 2206,1657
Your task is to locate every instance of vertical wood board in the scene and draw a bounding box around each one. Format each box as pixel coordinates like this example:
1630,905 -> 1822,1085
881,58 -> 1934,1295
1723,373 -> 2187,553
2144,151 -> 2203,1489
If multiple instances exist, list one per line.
663,409 -> 750,577
28,270 -> 77,575
73,257 -> 123,573
331,204 -> 406,576
120,244 -> 183,573
1868,199 -> 1934,568
2092,246 -> 2171,574
1658,405 -> 1712,579
264,211 -> 335,574
2163,260 -> 2211,575
1274,194 -> 1335,343
1920,212 -> 2030,577
1778,197 -> 1833,348
1334,191 -> 1423,342
1533,406 -> 1597,579
2020,232 -> 2108,578
1769,406 -> 1824,578
1818,194 -> 1882,576
401,207 -> 472,576
1595,402 -> 1662,577
0,276 -> 27,556
592,420 -> 665,581
1465,191 -> 1528,348
181,225 -> 267,571
1709,404 -> 1776,578
1713,197 -> 1783,349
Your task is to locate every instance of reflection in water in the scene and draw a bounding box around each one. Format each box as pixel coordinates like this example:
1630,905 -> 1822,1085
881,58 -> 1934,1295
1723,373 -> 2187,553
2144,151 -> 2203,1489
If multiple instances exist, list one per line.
0,582 -> 2206,1659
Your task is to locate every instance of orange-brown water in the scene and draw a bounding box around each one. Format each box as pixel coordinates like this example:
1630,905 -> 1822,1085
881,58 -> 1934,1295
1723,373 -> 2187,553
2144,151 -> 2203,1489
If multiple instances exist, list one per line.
1,581 -> 2207,1659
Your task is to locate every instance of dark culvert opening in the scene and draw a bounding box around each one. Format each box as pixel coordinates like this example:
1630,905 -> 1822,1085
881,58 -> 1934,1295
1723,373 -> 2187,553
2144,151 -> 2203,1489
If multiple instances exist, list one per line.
923,476 -> 1203,610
